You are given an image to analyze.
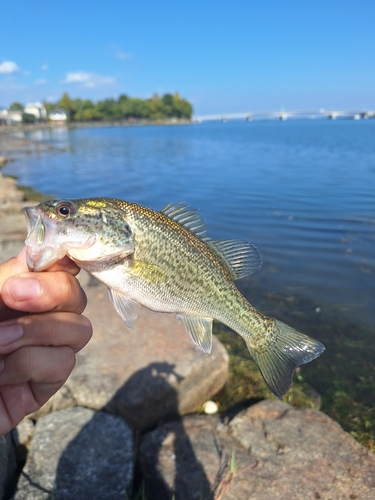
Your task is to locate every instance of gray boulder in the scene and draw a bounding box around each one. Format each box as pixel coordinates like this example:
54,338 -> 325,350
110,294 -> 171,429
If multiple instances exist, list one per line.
14,407 -> 133,500
139,399 -> 375,500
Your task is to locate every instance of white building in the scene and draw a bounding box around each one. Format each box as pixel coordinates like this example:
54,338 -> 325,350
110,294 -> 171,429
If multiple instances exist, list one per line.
24,102 -> 47,121
0,109 -> 23,124
48,108 -> 68,124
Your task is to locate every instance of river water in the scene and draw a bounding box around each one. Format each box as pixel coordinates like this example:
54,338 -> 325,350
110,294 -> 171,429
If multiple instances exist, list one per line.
5,119 -> 375,327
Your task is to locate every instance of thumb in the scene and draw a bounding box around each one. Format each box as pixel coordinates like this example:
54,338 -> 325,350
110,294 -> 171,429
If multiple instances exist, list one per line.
0,248 -> 29,292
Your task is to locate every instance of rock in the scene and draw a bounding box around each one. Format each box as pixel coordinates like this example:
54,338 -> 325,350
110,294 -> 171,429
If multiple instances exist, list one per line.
14,406 -> 133,500
0,156 -> 8,167
228,399 -> 375,499
12,418 -> 35,464
31,282 -> 229,431
139,414 -> 255,500
27,383 -> 77,420
0,433 -> 17,500
0,173 -> 24,215
138,400 -> 375,500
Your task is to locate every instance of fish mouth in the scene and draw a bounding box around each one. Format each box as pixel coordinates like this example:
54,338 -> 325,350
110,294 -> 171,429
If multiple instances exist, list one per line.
22,206 -> 64,271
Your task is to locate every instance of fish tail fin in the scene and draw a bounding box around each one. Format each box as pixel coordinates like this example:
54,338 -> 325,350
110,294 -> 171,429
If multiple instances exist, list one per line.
245,319 -> 325,398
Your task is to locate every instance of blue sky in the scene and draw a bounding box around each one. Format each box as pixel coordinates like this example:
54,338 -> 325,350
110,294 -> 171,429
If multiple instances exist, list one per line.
1,0 -> 374,114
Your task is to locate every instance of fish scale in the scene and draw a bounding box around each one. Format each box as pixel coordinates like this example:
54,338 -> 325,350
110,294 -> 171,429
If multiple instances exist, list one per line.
23,197 -> 325,398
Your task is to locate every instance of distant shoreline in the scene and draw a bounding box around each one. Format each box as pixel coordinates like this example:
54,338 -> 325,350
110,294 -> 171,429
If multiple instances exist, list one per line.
0,118 -> 192,136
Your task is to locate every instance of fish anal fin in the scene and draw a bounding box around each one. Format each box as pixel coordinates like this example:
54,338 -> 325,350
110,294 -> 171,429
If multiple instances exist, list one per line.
161,202 -> 208,240
210,240 -> 262,280
245,319 -> 325,398
108,288 -> 140,328
177,315 -> 213,354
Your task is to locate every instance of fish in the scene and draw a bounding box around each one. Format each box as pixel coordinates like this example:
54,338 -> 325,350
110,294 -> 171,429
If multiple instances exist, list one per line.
23,197 -> 325,397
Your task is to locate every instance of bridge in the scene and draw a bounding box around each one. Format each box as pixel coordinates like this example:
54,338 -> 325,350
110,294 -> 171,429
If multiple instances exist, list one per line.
193,109 -> 375,123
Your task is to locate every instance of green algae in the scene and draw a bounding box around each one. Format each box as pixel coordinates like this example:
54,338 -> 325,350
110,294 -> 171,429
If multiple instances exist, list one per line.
214,281 -> 375,452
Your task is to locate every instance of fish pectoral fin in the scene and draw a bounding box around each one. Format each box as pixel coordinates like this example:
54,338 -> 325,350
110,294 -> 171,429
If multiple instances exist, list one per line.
245,319 -> 325,398
108,288 -> 140,328
209,240 -> 263,280
177,315 -> 213,354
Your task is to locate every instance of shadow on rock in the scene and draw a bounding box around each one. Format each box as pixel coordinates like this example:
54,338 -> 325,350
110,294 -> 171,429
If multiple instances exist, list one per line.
53,362 -> 213,500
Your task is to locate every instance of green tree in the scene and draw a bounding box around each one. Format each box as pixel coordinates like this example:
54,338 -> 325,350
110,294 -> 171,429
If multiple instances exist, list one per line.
118,94 -> 129,104
9,102 -> 24,111
43,91 -> 192,123
172,92 -> 192,119
58,93 -> 76,120
122,98 -> 150,119
96,99 -> 122,120
43,101 -> 55,113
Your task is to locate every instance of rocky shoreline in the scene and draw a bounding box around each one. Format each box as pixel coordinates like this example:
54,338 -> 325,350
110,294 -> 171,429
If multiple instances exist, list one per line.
0,172 -> 374,499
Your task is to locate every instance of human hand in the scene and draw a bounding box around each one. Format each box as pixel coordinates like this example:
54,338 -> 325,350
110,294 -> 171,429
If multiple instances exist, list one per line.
0,248 -> 92,435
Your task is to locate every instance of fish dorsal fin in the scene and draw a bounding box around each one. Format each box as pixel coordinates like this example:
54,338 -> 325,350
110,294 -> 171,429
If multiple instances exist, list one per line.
108,288 -> 140,328
209,240 -> 263,280
161,202 -> 208,239
177,315 -> 213,354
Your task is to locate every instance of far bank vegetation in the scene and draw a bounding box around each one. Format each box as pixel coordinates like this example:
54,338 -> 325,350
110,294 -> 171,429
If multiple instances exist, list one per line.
51,92 -> 193,122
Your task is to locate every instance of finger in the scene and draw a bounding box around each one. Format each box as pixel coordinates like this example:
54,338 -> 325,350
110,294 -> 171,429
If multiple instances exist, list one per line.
0,346 -> 76,397
46,256 -> 81,276
1,271 -> 87,314
0,383 -> 41,435
0,312 -> 92,355
0,249 -> 80,292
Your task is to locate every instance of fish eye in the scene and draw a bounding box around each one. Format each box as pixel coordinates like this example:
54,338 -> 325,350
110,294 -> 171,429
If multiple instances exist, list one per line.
55,202 -> 76,218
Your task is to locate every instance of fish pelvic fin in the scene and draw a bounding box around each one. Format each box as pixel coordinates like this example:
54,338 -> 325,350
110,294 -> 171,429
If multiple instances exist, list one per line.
177,315 -> 213,354
245,319 -> 325,398
108,288 -> 140,328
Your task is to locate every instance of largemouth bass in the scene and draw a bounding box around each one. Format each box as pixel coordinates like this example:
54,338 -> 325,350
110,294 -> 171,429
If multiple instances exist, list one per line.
23,198 -> 324,397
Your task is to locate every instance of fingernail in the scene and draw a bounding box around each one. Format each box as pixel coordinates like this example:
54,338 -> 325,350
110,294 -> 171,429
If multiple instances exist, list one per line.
0,323 -> 23,346
9,277 -> 41,301
16,246 -> 26,258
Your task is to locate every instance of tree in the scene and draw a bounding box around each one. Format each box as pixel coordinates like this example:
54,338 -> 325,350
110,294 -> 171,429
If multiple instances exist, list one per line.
58,93 -> 76,120
43,91 -> 192,123
96,99 -> 122,120
9,102 -> 24,111
122,98 -> 150,119
172,93 -> 193,119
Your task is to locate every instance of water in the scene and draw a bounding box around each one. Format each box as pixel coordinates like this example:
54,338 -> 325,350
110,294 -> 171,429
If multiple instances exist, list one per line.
5,120 -> 375,327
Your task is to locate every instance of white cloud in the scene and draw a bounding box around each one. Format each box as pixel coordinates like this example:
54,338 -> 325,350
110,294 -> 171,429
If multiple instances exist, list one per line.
35,78 -> 47,85
116,51 -> 131,60
0,61 -> 21,74
65,72 -> 91,83
41,64 -> 48,71
64,71 -> 116,88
